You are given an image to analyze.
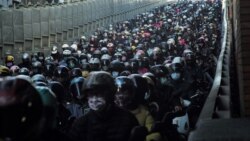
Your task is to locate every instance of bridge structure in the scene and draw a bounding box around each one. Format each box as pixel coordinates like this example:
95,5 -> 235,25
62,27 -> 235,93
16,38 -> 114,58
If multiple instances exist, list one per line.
1,0 -> 250,140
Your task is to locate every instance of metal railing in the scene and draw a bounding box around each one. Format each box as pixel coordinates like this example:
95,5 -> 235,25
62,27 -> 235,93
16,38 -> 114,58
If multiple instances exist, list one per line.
195,0 -> 232,127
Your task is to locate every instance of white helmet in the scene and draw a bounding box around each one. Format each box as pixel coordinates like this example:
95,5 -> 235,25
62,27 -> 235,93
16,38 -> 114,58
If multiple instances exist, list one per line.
62,44 -> 69,49
71,44 -> 78,51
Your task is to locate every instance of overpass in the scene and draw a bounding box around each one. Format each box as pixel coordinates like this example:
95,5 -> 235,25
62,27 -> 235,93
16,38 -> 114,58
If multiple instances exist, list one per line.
1,0 -> 250,139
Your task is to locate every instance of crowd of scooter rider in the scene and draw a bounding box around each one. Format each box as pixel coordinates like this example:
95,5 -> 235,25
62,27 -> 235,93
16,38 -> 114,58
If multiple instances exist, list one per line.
0,0 -> 222,141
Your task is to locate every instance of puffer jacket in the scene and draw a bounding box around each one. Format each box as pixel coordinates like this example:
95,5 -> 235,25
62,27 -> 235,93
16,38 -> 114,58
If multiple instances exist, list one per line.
130,105 -> 162,141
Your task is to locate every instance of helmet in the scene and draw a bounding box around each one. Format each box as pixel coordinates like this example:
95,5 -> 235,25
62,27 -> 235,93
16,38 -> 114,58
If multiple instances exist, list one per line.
142,72 -> 156,85
107,42 -> 115,54
101,54 -> 111,71
113,52 -> 122,61
31,74 -> 47,86
128,74 -> 149,105
62,44 -> 70,50
37,52 -> 45,63
109,60 -> 125,78
49,81 -> 65,103
10,65 -> 20,76
32,61 -> 43,75
101,47 -> 109,55
18,67 -> 30,76
115,76 -> 135,93
89,58 -> 101,71
5,55 -> 14,68
53,66 -> 70,83
22,53 -> 30,63
135,50 -> 145,60
82,71 -> 116,103
171,57 -> 184,72
66,57 -> 79,69
71,44 -> 78,51
119,70 -> 131,76
79,53 -> 89,65
129,58 -> 139,73
70,77 -> 85,100
170,57 -> 184,81
51,45 -> 58,55
31,53 -> 39,62
53,66 -> 69,78
150,65 -> 169,86
44,62 -> 56,78
71,68 -> 83,78
114,76 -> 136,108
138,57 -> 149,68
92,49 -> 102,59
62,49 -> 72,58
0,77 -> 43,140
0,65 -> 11,77
183,49 -> 195,64
35,86 -> 57,130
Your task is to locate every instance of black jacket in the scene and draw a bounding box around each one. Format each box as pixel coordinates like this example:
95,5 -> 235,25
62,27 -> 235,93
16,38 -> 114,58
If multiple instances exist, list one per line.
69,104 -> 139,141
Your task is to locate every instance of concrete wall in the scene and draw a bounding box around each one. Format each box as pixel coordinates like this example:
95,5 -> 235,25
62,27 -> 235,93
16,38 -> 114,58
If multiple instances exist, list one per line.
0,0 -> 162,63
233,0 -> 250,117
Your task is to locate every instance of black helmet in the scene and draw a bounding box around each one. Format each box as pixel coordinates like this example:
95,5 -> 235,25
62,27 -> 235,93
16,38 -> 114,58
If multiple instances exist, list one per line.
109,60 -> 125,78
150,65 -> 169,86
66,57 -> 79,69
129,58 -> 139,73
53,66 -> 70,82
18,67 -> 30,76
35,86 -> 57,131
115,76 -> 135,93
22,53 -> 30,63
128,74 -> 149,105
49,81 -> 65,103
119,70 -> 132,76
31,74 -> 47,86
31,53 -> 39,62
114,76 -> 136,108
32,61 -> 43,75
79,53 -> 89,65
92,49 -> 102,59
170,57 -> 184,73
150,65 -> 169,78
70,77 -> 85,100
89,58 -> 101,71
110,60 -> 125,72
71,68 -> 83,78
37,52 -> 45,64
82,71 -> 116,103
0,77 -> 43,140
44,62 -> 56,78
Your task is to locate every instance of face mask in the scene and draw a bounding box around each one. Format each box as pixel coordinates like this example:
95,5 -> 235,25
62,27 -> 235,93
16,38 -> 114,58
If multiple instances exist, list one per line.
171,72 -> 181,81
88,96 -> 106,111
115,93 -> 132,108
102,66 -> 109,71
112,71 -> 119,78
122,56 -> 127,62
160,77 -> 168,85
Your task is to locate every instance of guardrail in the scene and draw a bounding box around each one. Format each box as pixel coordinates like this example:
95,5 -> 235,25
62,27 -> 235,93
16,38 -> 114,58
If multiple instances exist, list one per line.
194,0 -> 231,126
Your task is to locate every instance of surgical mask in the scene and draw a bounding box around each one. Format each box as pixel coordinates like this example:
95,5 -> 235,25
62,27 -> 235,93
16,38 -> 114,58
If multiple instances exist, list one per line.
112,71 -> 119,78
160,77 -> 168,85
88,96 -> 106,111
101,65 -> 108,71
171,72 -> 181,81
